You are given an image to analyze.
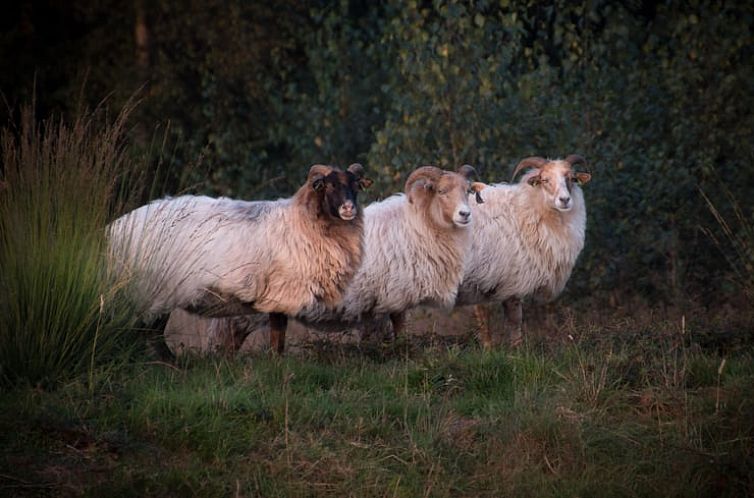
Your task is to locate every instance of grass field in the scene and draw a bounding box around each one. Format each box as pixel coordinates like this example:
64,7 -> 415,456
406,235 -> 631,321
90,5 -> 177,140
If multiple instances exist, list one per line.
2,307 -> 753,498
1,104 -> 752,497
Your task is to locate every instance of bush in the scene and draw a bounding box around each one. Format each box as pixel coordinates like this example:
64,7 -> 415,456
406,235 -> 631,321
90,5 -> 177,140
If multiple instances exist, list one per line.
3,0 -> 753,303
366,0 -> 754,302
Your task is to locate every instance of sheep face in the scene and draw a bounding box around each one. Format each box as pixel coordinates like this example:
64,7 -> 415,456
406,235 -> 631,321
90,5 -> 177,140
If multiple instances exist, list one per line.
435,172 -> 476,227
515,157 -> 591,213
308,163 -> 372,221
406,166 -> 485,229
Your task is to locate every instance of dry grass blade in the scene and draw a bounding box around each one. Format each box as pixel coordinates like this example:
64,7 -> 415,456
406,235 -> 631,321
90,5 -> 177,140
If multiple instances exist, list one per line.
700,187 -> 754,300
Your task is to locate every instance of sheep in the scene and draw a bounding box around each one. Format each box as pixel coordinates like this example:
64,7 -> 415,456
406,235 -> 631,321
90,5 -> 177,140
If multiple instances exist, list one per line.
166,164 -> 487,353
455,154 -> 592,348
108,163 -> 371,354
302,164 -> 486,333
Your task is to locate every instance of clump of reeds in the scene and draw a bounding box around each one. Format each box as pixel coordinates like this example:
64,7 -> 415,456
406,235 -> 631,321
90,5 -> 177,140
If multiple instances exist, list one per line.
701,187 -> 754,301
0,102 -> 145,387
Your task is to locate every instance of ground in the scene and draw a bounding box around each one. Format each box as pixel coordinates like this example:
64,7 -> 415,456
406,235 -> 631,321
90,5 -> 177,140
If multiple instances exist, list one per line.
2,303 -> 753,497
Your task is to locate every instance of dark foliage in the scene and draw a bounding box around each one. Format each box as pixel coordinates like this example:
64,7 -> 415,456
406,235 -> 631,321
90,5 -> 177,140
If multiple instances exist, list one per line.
1,0 -> 752,303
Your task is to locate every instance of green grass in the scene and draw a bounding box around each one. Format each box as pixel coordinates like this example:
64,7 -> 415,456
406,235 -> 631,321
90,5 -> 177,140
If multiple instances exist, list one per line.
2,315 -> 753,497
0,103 -> 146,387
1,102 -> 752,496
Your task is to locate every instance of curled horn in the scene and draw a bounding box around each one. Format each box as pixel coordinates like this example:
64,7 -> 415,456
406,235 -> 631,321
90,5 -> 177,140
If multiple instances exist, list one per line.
404,165 -> 443,200
308,164 -> 333,181
458,164 -> 486,204
565,154 -> 592,185
511,156 -> 547,182
349,162 -> 373,190
457,164 -> 477,180
564,154 -> 587,169
347,163 -> 364,178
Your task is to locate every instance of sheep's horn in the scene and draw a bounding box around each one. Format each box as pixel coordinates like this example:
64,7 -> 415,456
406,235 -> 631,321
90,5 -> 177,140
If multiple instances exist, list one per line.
457,164 -> 477,180
404,165 -> 443,194
564,155 -> 587,169
511,157 -> 547,182
347,163 -> 365,178
308,164 -> 333,181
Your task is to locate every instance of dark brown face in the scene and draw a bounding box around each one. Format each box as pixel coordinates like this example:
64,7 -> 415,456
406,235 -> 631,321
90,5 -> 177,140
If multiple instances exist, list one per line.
311,163 -> 372,221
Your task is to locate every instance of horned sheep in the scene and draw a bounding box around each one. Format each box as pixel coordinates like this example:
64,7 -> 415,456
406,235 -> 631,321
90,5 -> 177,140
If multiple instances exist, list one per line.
300,164 -> 486,334
108,163 -> 371,354
169,165 -> 486,353
456,154 -> 592,347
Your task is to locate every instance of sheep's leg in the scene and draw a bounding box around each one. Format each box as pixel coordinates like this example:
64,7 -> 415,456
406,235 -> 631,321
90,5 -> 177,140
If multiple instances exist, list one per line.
211,317 -> 250,355
230,326 -> 249,352
474,304 -> 494,350
269,312 -> 288,354
389,312 -> 406,340
209,317 -> 236,355
231,321 -> 252,352
503,298 -> 523,347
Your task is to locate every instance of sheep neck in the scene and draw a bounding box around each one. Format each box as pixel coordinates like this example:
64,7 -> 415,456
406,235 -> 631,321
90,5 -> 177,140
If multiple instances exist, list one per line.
516,187 -> 586,297
405,203 -> 469,304
286,191 -> 364,309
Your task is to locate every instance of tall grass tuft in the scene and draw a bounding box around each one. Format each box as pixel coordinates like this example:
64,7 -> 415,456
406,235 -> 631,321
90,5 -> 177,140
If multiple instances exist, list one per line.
0,103 -> 144,387
702,187 -> 754,301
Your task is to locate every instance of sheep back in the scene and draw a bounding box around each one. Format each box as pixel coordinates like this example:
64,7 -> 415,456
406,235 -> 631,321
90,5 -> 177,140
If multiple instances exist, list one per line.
109,192 -> 363,320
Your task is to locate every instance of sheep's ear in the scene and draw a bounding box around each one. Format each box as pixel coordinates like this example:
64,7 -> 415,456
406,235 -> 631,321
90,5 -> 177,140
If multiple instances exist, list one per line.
347,163 -> 372,190
312,175 -> 326,191
308,164 -> 332,191
527,175 -> 542,186
358,177 -> 373,191
470,182 -> 486,204
412,178 -> 434,191
574,172 -> 591,185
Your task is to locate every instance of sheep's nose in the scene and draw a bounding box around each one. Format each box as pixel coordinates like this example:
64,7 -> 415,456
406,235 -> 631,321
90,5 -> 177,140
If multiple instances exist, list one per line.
458,209 -> 471,220
559,196 -> 571,204
339,201 -> 357,220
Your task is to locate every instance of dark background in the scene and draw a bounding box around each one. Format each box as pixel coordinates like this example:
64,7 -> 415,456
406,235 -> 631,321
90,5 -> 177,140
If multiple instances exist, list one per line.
2,0 -> 753,308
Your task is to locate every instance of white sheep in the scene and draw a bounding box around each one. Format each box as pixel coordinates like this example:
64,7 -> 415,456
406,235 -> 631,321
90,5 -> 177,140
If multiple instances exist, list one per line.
167,165 -> 486,352
303,164 -> 486,332
108,163 -> 371,354
456,155 -> 592,347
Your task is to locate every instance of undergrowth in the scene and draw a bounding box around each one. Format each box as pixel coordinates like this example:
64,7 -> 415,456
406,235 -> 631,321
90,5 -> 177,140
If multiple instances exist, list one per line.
1,312 -> 752,497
